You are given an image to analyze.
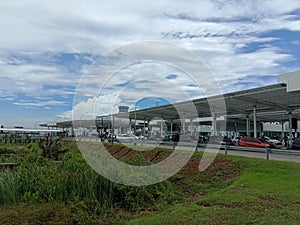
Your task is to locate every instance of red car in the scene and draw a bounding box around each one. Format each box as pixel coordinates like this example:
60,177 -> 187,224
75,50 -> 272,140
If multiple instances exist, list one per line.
238,137 -> 270,148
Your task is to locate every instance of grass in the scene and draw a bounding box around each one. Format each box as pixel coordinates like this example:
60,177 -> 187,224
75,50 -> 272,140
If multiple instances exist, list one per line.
0,142 -> 300,224
127,156 -> 300,225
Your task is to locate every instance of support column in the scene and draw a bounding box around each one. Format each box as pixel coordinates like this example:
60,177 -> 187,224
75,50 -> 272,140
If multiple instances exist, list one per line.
253,106 -> 257,138
111,114 -> 115,143
143,118 -> 146,137
190,118 -> 194,135
259,122 -> 263,137
212,113 -> 217,136
147,119 -> 151,135
101,117 -> 104,137
246,116 -> 250,136
129,118 -> 132,134
281,121 -> 284,139
289,113 -> 293,148
234,121 -> 238,136
182,114 -> 186,134
160,118 -> 164,137
170,120 -> 173,137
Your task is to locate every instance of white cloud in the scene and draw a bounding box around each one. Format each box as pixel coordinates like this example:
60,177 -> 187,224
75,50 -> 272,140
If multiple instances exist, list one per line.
1,0 -> 300,125
13,99 -> 67,107
1,0 -> 299,53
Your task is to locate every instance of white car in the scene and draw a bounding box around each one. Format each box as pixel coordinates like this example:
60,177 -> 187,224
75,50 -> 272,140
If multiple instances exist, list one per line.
263,136 -> 282,145
116,134 -> 136,143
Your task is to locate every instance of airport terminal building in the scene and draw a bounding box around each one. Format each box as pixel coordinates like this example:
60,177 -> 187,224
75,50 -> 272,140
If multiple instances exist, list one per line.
52,70 -> 300,146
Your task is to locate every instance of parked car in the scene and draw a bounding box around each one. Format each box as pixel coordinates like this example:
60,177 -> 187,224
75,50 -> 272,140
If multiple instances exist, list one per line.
198,135 -> 208,144
292,137 -> 300,150
147,135 -> 161,141
160,135 -> 171,145
162,135 -> 171,142
258,137 -> 278,149
116,134 -> 136,143
231,136 -> 241,145
238,137 -> 270,148
179,134 -> 197,143
107,134 -> 119,143
207,136 -> 234,146
260,136 -> 282,146
198,136 -> 234,149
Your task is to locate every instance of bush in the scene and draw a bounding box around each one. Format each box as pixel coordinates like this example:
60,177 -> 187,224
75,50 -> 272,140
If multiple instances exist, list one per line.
0,150 -> 176,212
0,146 -> 13,154
26,142 -> 42,154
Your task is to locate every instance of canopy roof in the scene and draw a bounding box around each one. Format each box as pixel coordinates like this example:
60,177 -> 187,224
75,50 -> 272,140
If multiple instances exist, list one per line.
125,83 -> 300,122
55,82 -> 300,129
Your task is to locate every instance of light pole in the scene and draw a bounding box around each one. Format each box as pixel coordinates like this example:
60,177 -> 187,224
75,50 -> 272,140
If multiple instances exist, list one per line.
134,97 -> 152,135
80,112 -> 95,137
134,97 -> 160,137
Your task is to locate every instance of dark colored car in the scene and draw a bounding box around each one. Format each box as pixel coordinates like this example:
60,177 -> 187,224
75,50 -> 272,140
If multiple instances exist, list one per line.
208,136 -> 234,146
162,135 -> 171,142
197,136 -> 234,149
160,135 -> 171,145
179,134 -> 197,143
238,137 -> 270,148
198,135 -> 208,144
292,137 -> 300,150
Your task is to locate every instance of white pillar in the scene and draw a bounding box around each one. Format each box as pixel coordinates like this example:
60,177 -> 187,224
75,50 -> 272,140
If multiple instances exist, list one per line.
143,118 -> 146,137
112,114 -> 114,135
253,106 -> 257,138
90,124 -> 92,137
160,118 -> 164,137
190,119 -> 194,135
170,120 -> 173,137
246,116 -> 250,136
234,122 -> 238,135
281,122 -> 284,139
289,113 -> 293,147
212,113 -> 217,136
182,114 -> 186,134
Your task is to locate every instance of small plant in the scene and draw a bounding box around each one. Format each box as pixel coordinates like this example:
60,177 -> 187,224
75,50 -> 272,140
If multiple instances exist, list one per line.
26,142 -> 42,154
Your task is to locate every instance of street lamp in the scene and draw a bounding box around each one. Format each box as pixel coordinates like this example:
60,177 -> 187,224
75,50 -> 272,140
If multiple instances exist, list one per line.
134,98 -> 146,135
79,112 -> 88,128
134,97 -> 158,136
79,112 -> 96,137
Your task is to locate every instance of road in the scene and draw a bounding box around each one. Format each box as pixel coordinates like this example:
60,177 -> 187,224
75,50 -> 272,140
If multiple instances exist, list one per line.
75,138 -> 300,163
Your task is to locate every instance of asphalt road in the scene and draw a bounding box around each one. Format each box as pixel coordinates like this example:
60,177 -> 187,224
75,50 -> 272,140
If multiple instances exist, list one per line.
217,148 -> 300,163
154,142 -> 300,163
76,138 -> 300,163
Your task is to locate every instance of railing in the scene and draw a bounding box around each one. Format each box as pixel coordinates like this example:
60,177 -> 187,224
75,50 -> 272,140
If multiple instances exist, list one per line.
0,137 -> 40,144
142,141 -> 300,160
196,143 -> 300,160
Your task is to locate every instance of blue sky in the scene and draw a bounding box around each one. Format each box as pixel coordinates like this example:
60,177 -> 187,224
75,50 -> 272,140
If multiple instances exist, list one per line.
1,0 -> 300,127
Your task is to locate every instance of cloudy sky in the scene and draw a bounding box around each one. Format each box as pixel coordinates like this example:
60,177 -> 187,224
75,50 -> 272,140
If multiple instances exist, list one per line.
1,0 -> 300,127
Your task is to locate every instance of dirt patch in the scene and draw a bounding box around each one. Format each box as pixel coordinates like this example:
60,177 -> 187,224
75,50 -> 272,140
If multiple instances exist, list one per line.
103,143 -> 244,198
198,200 -> 245,208
81,143 -> 243,202
104,144 -> 172,165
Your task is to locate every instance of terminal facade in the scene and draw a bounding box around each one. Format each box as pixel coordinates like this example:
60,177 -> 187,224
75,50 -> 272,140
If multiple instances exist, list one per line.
54,70 -> 300,146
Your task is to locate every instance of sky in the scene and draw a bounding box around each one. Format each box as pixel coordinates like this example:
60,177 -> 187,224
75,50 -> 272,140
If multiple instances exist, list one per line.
1,0 -> 300,127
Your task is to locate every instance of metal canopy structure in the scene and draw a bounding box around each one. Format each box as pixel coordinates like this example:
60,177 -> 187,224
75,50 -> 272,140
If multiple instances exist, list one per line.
53,82 -> 300,131
125,83 -> 300,123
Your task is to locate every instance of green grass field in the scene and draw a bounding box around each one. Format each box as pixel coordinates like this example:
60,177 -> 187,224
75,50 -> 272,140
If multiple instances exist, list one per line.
0,141 -> 299,224
127,156 -> 300,225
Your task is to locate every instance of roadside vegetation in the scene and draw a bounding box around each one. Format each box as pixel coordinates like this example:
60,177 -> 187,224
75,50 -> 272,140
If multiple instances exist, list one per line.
0,139 -> 299,224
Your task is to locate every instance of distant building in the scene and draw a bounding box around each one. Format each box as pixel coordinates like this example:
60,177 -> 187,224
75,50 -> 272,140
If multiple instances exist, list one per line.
118,106 -> 129,113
